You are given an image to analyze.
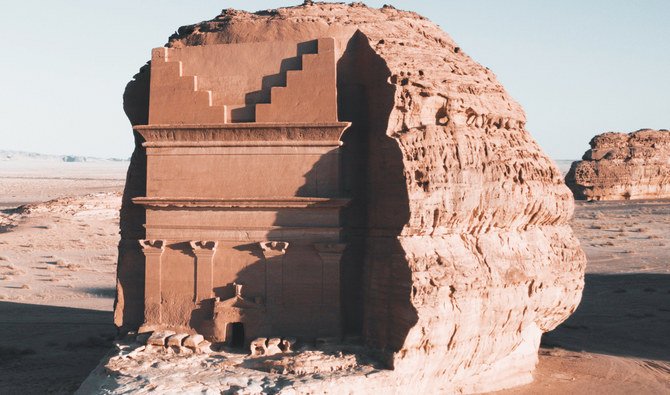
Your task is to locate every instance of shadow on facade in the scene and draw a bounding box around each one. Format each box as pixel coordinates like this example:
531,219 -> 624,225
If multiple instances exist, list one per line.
335,31 -> 416,357
118,32 -> 417,360
232,40 -> 319,122
117,65 -> 150,331
269,31 -> 416,357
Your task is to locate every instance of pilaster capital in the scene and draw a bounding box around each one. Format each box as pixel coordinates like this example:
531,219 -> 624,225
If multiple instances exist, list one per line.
314,243 -> 345,254
259,241 -> 289,259
314,243 -> 346,262
189,240 -> 218,256
139,239 -> 166,255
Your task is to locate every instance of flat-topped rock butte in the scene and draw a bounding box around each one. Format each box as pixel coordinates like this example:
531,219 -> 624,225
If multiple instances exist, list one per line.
111,3 -> 586,393
566,129 -> 670,201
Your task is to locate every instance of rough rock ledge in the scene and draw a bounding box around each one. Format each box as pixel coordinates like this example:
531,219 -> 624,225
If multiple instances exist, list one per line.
110,2 -> 586,394
566,129 -> 670,201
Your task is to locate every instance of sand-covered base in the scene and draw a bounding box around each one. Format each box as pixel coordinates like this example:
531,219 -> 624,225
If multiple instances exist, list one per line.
1,161 -> 668,394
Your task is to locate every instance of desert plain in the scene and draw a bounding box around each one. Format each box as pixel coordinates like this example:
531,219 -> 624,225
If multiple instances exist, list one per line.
0,156 -> 668,394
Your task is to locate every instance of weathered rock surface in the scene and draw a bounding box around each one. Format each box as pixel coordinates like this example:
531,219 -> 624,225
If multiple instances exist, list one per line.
566,129 -> 670,201
116,2 -> 585,393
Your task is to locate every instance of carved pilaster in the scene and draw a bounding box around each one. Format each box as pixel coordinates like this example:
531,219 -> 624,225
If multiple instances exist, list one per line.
139,239 -> 166,325
315,243 -> 345,307
189,240 -> 218,302
260,241 -> 288,307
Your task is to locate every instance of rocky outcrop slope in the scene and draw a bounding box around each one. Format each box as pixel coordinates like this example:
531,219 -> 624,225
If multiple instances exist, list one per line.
566,129 -> 670,200
118,2 -> 585,393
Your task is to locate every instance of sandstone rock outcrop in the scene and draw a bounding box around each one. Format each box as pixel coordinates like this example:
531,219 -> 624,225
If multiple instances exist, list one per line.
116,3 -> 585,393
566,129 -> 670,200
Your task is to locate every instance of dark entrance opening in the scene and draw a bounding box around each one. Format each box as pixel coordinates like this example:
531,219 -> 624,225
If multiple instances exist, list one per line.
226,322 -> 245,348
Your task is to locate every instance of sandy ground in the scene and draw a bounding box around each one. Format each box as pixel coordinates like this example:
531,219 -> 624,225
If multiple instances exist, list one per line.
0,158 -> 127,209
0,160 -> 668,394
0,160 -> 125,393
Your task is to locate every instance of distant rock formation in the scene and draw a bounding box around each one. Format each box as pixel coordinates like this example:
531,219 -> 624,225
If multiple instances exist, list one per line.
0,150 -> 128,162
117,3 -> 586,394
566,129 -> 670,200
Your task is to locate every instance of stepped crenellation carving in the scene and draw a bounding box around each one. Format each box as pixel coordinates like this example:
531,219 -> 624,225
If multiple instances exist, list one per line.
148,38 -> 337,125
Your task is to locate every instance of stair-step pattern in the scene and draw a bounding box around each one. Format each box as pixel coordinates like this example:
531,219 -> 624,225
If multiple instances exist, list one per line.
255,38 -> 338,123
148,47 -> 227,125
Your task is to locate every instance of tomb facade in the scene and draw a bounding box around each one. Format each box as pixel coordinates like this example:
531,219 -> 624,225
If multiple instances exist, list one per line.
131,38 -> 349,342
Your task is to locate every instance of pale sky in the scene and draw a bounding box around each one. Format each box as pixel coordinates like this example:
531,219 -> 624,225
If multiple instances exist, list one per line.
0,1 -> 667,159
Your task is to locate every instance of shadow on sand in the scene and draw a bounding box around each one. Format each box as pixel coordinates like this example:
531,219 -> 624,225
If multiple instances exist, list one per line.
543,273 -> 670,361
0,302 -> 115,394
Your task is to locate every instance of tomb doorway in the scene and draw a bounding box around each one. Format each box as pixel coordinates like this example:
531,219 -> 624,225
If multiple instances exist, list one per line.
226,322 -> 245,348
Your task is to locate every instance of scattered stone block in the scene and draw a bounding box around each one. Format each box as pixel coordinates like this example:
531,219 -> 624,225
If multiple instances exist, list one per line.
250,337 -> 267,356
195,340 -> 212,354
281,337 -> 297,353
167,333 -> 189,347
265,338 -> 282,356
183,334 -> 204,349
147,330 -> 175,346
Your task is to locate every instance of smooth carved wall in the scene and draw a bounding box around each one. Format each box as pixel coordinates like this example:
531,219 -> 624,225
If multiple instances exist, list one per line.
144,147 -> 341,198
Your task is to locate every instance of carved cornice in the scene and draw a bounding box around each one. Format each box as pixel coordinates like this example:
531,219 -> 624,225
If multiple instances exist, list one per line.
132,197 -> 350,209
143,140 -> 343,148
134,122 -> 350,147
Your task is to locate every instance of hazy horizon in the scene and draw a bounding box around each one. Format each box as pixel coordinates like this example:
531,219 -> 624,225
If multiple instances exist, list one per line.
1,0 -> 668,159
0,148 -> 580,162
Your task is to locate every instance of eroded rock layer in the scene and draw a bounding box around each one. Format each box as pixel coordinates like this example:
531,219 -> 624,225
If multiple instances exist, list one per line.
118,3 -> 586,393
566,129 -> 670,201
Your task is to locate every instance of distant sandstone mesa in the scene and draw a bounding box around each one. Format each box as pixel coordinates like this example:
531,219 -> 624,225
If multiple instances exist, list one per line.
115,2 -> 585,393
566,129 -> 670,201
